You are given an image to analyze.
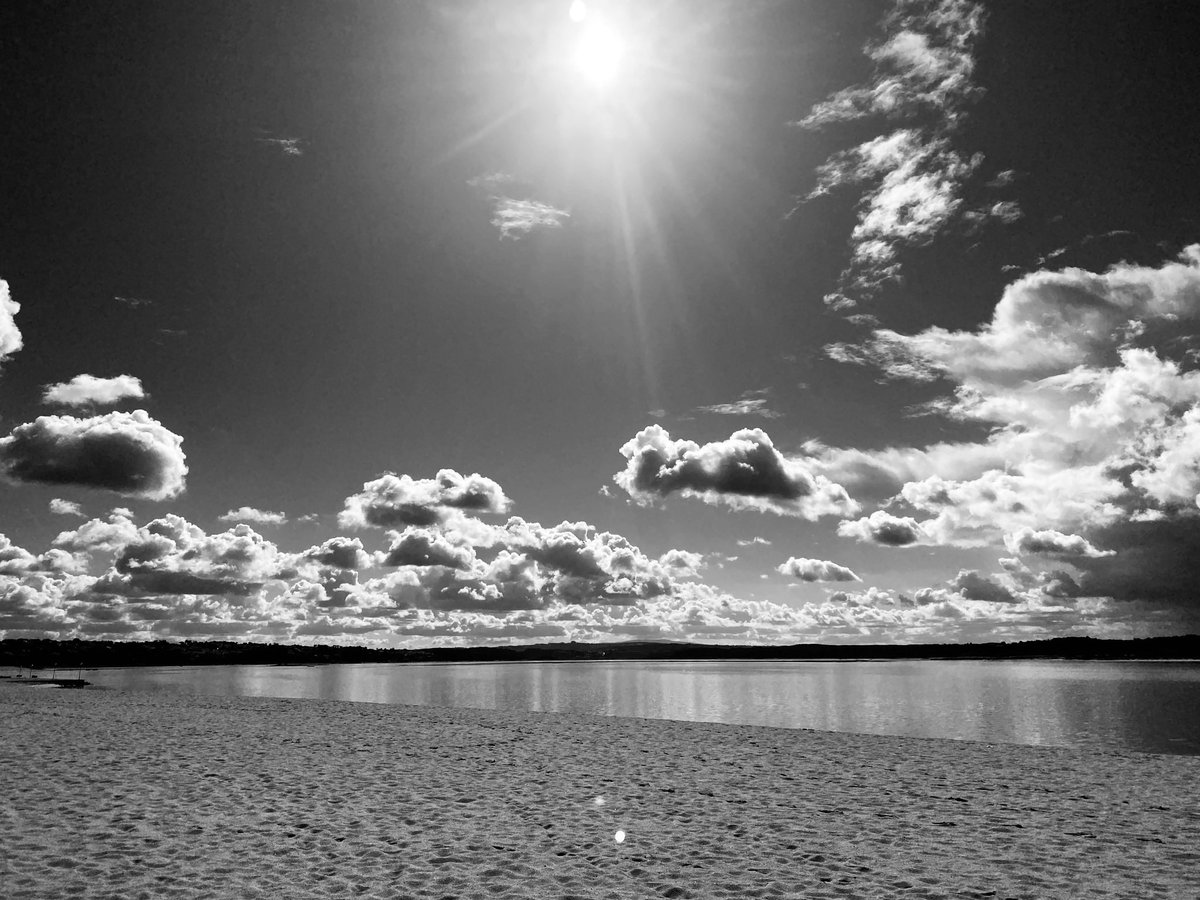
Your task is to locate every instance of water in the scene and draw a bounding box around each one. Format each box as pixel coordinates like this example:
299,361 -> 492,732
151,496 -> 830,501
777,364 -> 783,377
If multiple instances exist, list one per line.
74,658 -> 1200,755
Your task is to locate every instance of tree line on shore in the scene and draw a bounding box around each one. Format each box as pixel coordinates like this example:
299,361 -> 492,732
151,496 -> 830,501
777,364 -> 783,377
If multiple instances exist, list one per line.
1,634 -> 1197,669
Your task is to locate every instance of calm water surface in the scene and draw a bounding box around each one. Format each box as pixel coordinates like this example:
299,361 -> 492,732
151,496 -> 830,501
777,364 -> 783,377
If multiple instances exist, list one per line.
77,659 -> 1200,755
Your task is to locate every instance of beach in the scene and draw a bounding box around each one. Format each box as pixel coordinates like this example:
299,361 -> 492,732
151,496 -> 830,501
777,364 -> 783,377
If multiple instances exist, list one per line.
2,687 -> 1197,899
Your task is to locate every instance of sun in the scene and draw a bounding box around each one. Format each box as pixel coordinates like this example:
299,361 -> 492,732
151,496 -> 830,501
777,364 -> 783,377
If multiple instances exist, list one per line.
571,22 -> 626,90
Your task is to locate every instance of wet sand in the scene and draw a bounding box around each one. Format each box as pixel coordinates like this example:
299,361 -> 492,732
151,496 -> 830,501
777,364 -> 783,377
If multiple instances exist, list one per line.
2,686 -> 1197,899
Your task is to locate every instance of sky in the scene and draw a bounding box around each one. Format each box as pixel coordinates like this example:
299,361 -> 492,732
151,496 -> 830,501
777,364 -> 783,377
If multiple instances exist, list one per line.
3,0 -> 1200,646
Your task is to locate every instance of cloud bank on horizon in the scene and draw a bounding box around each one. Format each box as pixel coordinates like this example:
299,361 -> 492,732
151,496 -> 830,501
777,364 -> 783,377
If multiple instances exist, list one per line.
1,0 -> 1198,646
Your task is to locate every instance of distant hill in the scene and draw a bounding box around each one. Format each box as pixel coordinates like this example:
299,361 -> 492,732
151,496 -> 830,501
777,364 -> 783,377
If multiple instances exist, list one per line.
2,634 -> 1197,669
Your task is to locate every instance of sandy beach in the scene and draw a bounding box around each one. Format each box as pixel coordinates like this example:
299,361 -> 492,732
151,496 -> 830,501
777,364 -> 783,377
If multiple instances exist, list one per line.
2,686 -> 1197,900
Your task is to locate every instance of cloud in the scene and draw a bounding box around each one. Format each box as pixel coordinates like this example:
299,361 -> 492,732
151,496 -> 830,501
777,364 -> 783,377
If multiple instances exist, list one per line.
837,510 -> 925,547
113,516 -> 290,582
777,557 -> 861,583
256,135 -> 305,157
219,507 -> 288,525
52,512 -> 139,554
849,247 -> 1200,386
1068,519 -> 1200,607
93,569 -> 259,598
0,410 -> 187,500
303,536 -> 373,571
807,130 -> 981,309
947,569 -> 1016,604
809,247 -> 1200,621
499,518 -> 681,605
468,172 -> 569,240
614,425 -> 859,519
490,198 -> 570,240
824,248 -> 1200,535
1005,528 -> 1114,560
737,536 -> 772,547
696,390 -> 782,419
796,1 -> 1008,309
798,1 -> 984,130
49,499 -> 85,518
114,295 -> 153,308
381,528 -> 476,570
4,505 -> 1195,642
339,470 -> 512,529
42,374 -> 146,407
0,278 -> 22,365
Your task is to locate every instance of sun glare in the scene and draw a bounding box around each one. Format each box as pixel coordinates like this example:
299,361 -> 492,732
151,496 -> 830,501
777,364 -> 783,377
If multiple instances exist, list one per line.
571,23 -> 626,90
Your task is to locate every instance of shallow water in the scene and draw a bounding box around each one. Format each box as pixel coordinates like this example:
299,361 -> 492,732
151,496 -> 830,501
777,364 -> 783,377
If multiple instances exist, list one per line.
66,657 -> 1200,754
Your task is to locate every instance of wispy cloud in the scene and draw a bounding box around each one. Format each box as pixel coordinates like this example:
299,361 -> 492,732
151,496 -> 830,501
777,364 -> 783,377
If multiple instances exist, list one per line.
114,295 -> 153,308
256,135 -> 305,157
490,198 -> 570,240
468,172 -> 569,240
736,536 -> 772,548
796,0 -> 1012,310
696,389 -> 782,419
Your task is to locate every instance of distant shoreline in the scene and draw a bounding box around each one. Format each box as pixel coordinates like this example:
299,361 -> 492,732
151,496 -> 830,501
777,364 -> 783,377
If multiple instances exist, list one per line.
2,634 -> 1197,670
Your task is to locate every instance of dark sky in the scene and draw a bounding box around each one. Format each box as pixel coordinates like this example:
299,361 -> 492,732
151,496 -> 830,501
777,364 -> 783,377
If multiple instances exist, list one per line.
2,0 -> 1200,645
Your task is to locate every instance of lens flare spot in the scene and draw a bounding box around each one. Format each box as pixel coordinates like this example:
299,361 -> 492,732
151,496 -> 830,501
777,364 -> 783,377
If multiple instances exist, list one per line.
614,830 -> 626,843
569,0 -> 588,23
594,796 -> 606,806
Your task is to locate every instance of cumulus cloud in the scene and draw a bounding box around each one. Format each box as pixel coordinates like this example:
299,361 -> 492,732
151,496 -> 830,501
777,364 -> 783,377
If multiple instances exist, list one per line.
1005,528 -> 1114,560
825,249 -> 1200,537
947,569 -> 1016,604
49,499 -> 85,518
777,557 -> 861,583
811,247 -> 1200,620
0,410 -> 187,500
52,512 -> 139,554
1067,519 -> 1200,607
339,470 -> 512,529
848,248 -> 1200,386
614,425 -> 858,519
838,510 -> 925,547
0,278 -> 22,365
796,1 -> 1009,309
219,507 -> 288,525
42,374 -> 145,407
303,536 -> 373,571
3,506 -> 1193,642
381,528 -> 476,570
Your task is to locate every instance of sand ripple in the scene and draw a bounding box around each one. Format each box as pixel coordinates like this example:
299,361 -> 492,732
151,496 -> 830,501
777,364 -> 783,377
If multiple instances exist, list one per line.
2,687 -> 1197,899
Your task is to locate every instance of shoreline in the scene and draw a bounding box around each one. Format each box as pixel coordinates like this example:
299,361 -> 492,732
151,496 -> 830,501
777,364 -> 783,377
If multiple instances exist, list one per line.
4,687 -> 1198,899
